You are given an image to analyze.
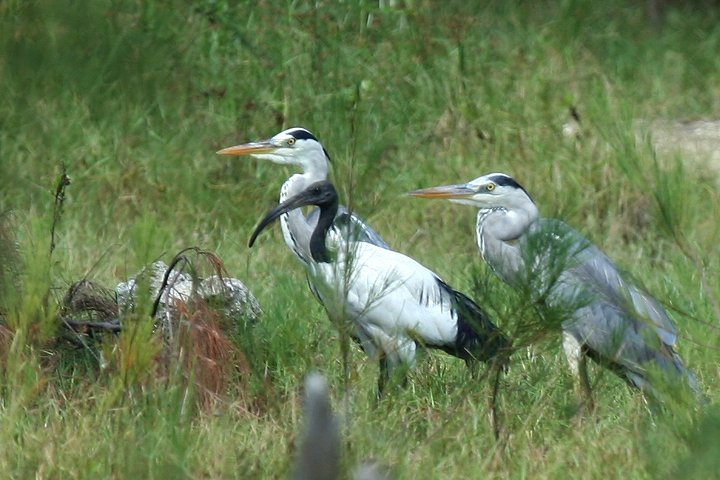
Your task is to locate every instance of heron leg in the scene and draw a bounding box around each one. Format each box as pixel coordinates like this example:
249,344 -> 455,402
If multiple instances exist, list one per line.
563,332 -> 595,415
464,356 -> 503,440
464,356 -> 480,380
376,355 -> 408,401
377,355 -> 389,400
576,353 -> 595,413
489,361 -> 503,440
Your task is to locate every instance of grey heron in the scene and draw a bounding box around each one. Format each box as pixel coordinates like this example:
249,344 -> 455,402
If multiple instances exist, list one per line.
249,180 -> 510,415
409,172 -> 700,409
217,127 -> 389,268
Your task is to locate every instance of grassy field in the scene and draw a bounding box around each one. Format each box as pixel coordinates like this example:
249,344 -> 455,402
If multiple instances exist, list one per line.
2,0 -> 720,478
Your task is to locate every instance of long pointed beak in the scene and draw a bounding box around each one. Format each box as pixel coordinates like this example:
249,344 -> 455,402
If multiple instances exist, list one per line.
406,183 -> 476,199
216,140 -> 276,156
248,192 -> 315,248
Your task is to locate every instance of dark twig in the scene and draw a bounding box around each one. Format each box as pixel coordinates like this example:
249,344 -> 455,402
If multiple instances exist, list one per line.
61,316 -> 122,333
490,363 -> 503,441
151,247 -> 228,318
50,164 -> 71,256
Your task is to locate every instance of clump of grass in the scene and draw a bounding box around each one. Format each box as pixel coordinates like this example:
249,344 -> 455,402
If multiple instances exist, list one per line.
154,249 -> 255,412
0,212 -> 20,313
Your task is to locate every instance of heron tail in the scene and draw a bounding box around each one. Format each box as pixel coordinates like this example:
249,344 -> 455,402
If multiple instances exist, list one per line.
671,352 -> 706,404
625,350 -> 705,406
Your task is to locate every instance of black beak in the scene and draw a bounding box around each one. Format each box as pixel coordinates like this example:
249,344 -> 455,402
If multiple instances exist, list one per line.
248,190 -> 317,248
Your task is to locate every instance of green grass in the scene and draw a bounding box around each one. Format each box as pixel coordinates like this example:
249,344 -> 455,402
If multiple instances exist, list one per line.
2,0 -> 720,477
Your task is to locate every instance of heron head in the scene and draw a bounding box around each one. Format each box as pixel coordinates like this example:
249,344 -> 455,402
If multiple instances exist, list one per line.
217,127 -> 330,176
408,173 -> 534,210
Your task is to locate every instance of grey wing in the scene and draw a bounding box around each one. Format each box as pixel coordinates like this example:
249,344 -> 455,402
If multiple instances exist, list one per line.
548,239 -> 685,382
540,222 -> 699,395
532,219 -> 678,349
307,205 -> 391,249
564,257 -> 702,397
571,244 -> 678,348
564,299 -> 685,388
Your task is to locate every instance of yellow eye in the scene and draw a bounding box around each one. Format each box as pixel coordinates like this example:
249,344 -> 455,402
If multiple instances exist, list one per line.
287,138 -> 296,146
486,182 -> 496,192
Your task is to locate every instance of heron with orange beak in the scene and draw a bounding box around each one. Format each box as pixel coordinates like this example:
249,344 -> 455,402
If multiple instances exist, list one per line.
217,127 -> 389,267
409,172 -> 701,409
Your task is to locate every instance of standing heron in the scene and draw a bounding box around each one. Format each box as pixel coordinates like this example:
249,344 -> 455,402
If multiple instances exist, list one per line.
249,180 -> 510,426
409,172 -> 700,408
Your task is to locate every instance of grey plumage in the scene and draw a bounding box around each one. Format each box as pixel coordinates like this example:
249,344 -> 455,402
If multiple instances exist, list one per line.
310,205 -> 391,250
525,218 -> 698,398
409,172 -> 700,405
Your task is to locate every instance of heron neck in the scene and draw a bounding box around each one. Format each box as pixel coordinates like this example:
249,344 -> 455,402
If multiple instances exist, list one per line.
281,173 -> 317,201
279,174 -> 315,263
310,199 -> 339,264
304,161 -> 329,183
476,205 -> 539,283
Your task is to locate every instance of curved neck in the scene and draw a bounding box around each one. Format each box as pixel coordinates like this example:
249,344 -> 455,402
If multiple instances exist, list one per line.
303,160 -> 329,184
483,204 -> 539,240
476,204 -> 539,283
279,174 -> 315,262
310,197 -> 339,263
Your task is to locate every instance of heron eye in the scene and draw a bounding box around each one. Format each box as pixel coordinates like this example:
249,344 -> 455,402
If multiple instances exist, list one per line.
287,138 -> 296,146
486,183 -> 496,192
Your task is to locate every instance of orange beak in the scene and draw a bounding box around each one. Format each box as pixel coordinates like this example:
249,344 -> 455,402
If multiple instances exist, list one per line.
407,184 -> 476,199
216,141 -> 276,156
